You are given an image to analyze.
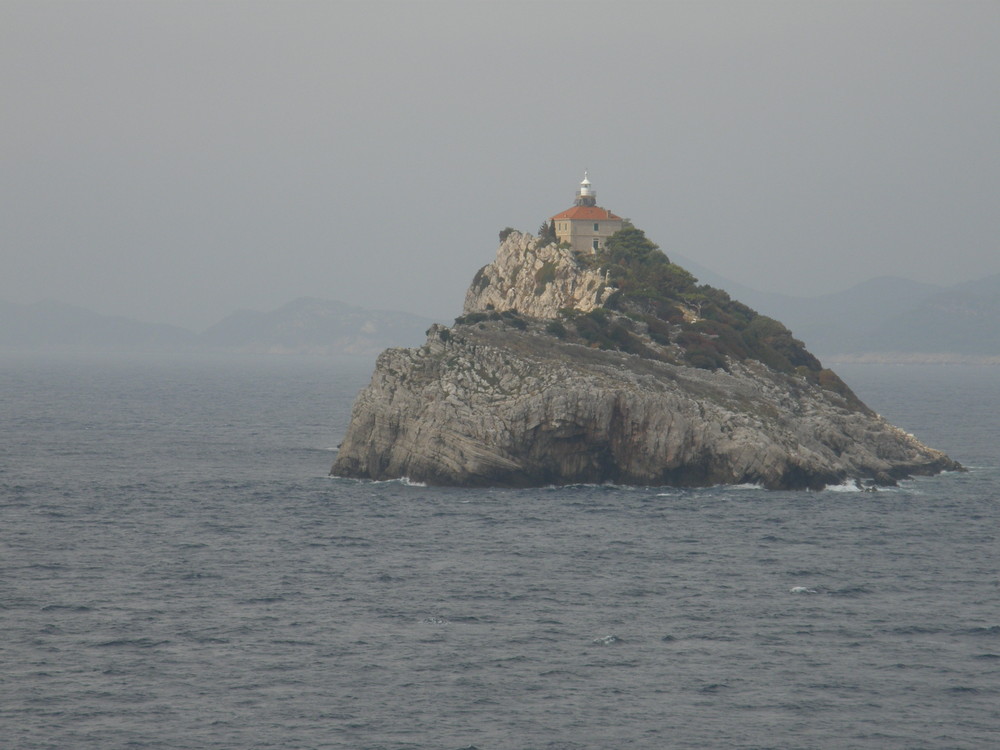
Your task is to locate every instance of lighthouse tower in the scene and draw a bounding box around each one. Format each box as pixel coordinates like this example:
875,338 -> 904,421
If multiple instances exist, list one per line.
575,171 -> 597,207
551,172 -> 624,253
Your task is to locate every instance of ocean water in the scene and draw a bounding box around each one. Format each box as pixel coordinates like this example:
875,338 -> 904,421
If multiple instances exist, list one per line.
2,353 -> 998,749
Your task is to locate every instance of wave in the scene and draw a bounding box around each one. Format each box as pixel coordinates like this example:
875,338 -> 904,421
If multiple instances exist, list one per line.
93,638 -> 171,649
541,482 -> 643,492
327,475 -> 428,488
40,604 -> 92,612
322,476 -> 903,494
957,625 -> 1000,637
398,477 -> 428,487
821,479 -> 904,494
822,480 -> 867,493
591,634 -> 622,645
827,585 -> 873,597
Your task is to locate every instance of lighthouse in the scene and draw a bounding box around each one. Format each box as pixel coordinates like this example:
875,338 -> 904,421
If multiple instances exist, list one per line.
576,171 -> 596,206
550,172 -> 624,253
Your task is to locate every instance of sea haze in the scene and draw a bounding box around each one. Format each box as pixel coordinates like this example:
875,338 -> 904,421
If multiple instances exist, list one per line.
2,354 -> 998,749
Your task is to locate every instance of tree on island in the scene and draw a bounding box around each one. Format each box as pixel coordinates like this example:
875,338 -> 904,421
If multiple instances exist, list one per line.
537,220 -> 557,245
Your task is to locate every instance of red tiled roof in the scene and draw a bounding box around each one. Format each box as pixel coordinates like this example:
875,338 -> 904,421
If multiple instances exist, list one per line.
550,205 -> 623,221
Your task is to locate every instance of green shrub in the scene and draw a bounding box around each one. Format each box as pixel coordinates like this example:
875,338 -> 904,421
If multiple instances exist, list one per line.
676,330 -> 729,371
546,320 -> 568,338
643,315 -> 674,345
586,307 -> 609,325
501,311 -> 528,330
455,312 -> 489,325
537,220 -> 557,245
690,320 -> 750,361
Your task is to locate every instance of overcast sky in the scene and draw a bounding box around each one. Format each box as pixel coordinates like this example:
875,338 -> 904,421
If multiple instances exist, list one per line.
3,0 -> 999,330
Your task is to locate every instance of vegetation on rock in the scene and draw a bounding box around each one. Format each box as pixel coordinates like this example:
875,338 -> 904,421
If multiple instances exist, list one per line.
537,220 -> 557,245
559,226 -> 859,403
455,309 -> 529,331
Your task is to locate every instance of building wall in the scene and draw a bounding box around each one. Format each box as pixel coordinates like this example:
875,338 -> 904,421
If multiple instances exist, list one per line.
555,218 -> 624,253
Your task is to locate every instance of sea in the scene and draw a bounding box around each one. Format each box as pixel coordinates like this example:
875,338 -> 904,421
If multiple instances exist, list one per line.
2,352 -> 998,750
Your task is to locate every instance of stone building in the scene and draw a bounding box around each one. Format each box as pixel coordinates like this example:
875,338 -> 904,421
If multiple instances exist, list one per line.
550,172 -> 624,253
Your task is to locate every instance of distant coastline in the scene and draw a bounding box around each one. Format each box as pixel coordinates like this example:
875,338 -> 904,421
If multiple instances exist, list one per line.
0,297 -> 432,358
823,352 -> 1000,366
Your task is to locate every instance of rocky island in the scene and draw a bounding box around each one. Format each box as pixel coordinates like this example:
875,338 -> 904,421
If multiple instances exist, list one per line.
332,178 -> 960,490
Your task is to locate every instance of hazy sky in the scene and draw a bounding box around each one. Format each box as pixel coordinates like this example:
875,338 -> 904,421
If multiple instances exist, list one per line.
4,1 -> 999,330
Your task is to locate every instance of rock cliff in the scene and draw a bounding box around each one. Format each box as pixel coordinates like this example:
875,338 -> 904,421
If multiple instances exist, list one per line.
463,231 -> 615,317
332,231 -> 960,489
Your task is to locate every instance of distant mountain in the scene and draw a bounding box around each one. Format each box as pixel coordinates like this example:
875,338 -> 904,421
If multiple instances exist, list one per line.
670,253 -> 999,359
198,297 -> 434,355
764,276 -> 945,355
0,297 -> 435,356
861,273 -> 1000,356
0,300 -> 197,352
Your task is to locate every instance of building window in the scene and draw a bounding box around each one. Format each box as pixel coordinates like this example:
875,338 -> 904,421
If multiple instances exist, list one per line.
593,239 -> 600,250
594,223 -> 600,231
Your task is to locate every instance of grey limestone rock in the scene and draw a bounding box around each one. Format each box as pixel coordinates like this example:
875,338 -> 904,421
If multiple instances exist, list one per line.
332,233 -> 960,489
463,231 -> 614,318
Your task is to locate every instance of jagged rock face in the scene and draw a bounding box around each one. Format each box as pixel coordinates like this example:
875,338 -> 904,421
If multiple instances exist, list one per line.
464,231 -> 615,317
332,323 -> 959,490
